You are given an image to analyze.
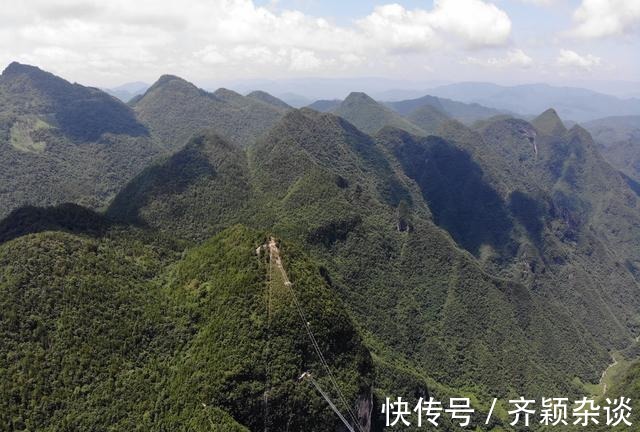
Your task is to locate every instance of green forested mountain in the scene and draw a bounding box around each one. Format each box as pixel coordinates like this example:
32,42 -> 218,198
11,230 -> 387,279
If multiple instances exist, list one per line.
3,63 -> 640,431
583,116 -> 640,188
0,62 -> 161,219
331,92 -> 425,136
0,63 -> 290,220
398,110 -> 640,356
308,92 -> 500,136
246,90 -> 292,110
133,75 -> 287,151
0,225 -> 376,431
107,130 -> 251,242
104,106 -> 640,424
404,104 -> 451,135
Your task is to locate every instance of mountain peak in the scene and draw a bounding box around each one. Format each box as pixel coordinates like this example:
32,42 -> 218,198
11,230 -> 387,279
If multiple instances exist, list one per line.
1,62 -> 64,88
147,74 -> 197,92
335,92 -> 425,135
247,90 -> 291,110
2,61 -> 43,77
343,91 -> 377,105
142,74 -> 202,101
213,87 -> 244,102
156,74 -> 183,83
532,108 -> 567,136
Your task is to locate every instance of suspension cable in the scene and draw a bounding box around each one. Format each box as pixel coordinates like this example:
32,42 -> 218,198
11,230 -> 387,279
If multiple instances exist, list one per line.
269,239 -> 364,432
285,280 -> 364,432
306,373 -> 355,432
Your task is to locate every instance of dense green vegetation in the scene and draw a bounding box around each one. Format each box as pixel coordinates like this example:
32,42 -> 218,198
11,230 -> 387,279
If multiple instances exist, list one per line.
433,111 -> 640,354
246,90 -> 292,110
107,130 -> 251,242
133,75 -> 287,151
332,92 -> 425,136
405,105 -> 450,135
0,225 -> 375,431
109,107 -> 633,409
3,62 -> 640,431
0,62 -> 162,219
0,203 -> 113,244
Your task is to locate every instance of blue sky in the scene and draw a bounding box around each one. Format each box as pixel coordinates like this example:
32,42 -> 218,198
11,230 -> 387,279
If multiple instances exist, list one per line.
1,0 -> 638,88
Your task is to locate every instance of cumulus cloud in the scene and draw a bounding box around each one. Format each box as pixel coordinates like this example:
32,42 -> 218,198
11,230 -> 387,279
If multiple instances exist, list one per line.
569,0 -> 640,38
464,49 -> 534,68
556,49 -> 601,70
357,0 -> 511,52
0,0 -> 513,84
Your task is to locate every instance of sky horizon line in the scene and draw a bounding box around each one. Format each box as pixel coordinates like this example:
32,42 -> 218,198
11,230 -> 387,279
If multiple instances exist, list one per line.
5,59 -> 640,102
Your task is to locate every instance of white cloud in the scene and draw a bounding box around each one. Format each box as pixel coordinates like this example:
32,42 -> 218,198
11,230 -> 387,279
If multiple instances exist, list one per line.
518,0 -> 558,5
289,49 -> 325,71
195,46 -> 228,66
0,0 -> 513,84
556,49 -> 601,70
427,0 -> 512,47
357,0 -> 511,52
569,0 -> 640,38
464,49 -> 534,68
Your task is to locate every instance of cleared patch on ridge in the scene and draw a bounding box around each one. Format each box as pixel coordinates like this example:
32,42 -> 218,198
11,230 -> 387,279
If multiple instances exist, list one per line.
10,116 -> 53,153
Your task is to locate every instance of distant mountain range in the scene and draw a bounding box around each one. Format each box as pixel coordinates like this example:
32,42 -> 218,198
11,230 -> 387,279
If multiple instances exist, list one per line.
132,75 -> 289,150
104,81 -> 149,102
307,91 -> 505,134
106,78 -> 640,122
583,115 -> 640,188
427,82 -> 640,122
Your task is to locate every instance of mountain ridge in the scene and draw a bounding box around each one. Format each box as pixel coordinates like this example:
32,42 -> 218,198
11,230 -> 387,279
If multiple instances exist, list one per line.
134,74 -> 287,150
0,62 -> 161,219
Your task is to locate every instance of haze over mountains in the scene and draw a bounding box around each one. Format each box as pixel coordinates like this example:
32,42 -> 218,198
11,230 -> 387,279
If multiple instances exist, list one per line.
3,61 -> 640,430
428,82 -> 640,123
583,116 -> 640,188
106,77 -> 640,124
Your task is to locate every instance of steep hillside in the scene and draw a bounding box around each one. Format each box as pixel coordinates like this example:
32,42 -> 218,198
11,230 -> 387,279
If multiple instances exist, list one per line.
5,65 -> 640,430
0,229 -> 185,431
420,109 -> 640,355
114,107 -> 617,405
0,203 -> 113,244
600,359 -> 640,428
250,108 -> 612,401
107,130 -> 251,242
532,108 -> 567,136
246,90 -> 292,110
133,75 -> 287,150
332,92 -> 425,135
405,105 -> 450,135
0,224 -> 375,431
0,62 -> 161,219
583,116 -> 640,186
